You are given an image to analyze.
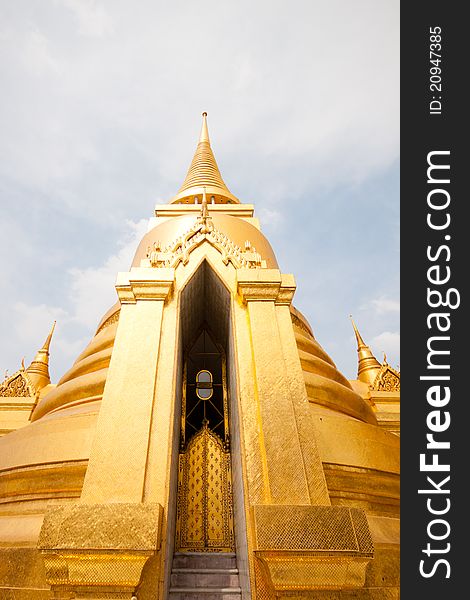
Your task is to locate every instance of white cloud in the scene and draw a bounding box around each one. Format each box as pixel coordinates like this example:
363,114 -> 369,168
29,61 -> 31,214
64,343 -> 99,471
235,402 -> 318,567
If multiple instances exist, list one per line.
370,331 -> 400,365
12,302 -> 87,366
257,207 -> 283,229
13,302 -> 67,346
59,0 -> 113,37
369,296 -> 400,314
68,219 -> 148,328
2,219 -> 149,378
0,1 -> 399,193
23,29 -> 62,76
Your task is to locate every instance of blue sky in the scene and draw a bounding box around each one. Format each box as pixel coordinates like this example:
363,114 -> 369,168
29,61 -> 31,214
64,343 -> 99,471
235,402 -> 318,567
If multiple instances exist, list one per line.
0,0 -> 399,382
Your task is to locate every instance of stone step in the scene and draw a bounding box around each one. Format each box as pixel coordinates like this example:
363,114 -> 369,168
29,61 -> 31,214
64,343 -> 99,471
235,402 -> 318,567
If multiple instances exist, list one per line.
168,587 -> 242,600
171,569 -> 240,588
172,569 -> 239,573
172,552 -> 237,570
169,595 -> 241,600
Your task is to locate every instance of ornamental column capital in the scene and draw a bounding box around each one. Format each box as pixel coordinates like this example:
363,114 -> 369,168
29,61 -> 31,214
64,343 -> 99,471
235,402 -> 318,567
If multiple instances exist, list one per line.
237,269 -> 296,305
115,267 -> 175,303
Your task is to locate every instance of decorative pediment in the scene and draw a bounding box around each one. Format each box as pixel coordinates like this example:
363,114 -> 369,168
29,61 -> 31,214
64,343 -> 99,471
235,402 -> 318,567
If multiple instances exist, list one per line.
145,212 -> 266,271
0,370 -> 34,398
372,363 -> 400,392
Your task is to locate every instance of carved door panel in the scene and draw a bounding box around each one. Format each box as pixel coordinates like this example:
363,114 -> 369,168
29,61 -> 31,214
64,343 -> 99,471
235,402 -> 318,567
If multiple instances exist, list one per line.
175,423 -> 234,552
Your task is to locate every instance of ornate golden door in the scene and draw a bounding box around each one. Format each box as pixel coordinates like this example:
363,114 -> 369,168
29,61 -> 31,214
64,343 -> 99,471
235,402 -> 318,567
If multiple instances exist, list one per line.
175,329 -> 234,552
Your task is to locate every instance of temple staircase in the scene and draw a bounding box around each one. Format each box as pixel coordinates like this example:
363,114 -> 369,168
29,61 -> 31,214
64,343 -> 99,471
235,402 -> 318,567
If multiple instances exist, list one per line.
169,552 -> 241,600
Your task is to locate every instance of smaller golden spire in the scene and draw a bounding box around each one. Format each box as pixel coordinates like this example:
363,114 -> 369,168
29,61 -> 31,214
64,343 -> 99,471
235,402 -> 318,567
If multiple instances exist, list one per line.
350,316 -> 381,386
26,321 -> 55,392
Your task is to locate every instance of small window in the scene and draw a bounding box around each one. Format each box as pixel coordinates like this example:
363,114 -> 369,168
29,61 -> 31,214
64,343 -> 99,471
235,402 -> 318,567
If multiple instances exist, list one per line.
196,369 -> 213,400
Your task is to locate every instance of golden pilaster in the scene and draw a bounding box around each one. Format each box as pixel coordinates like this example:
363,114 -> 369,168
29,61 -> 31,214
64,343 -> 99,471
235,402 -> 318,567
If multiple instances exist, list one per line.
38,270 -> 175,598
237,268 -> 330,505
237,270 -> 374,597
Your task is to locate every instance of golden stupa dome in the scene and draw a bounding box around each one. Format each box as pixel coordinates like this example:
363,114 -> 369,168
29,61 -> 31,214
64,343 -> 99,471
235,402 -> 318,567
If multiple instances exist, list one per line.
132,213 -> 279,270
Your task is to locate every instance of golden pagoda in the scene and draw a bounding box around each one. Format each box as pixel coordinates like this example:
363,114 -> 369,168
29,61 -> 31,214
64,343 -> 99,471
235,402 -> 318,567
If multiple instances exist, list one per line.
0,114 -> 399,599
0,321 -> 55,436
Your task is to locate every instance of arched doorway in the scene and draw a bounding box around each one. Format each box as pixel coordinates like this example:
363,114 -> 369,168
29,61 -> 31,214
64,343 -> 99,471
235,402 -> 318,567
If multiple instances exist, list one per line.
175,327 -> 234,552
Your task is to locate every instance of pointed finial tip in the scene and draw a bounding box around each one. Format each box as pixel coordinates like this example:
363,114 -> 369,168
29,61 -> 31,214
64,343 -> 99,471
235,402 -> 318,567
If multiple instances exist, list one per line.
41,320 -> 56,353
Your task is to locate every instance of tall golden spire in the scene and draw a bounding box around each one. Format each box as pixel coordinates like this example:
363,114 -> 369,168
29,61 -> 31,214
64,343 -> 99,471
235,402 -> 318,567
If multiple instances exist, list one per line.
170,112 -> 239,205
25,321 -> 55,392
350,316 -> 381,386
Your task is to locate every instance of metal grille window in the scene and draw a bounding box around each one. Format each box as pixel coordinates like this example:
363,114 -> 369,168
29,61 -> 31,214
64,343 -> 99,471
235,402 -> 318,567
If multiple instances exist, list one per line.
182,328 -> 228,448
